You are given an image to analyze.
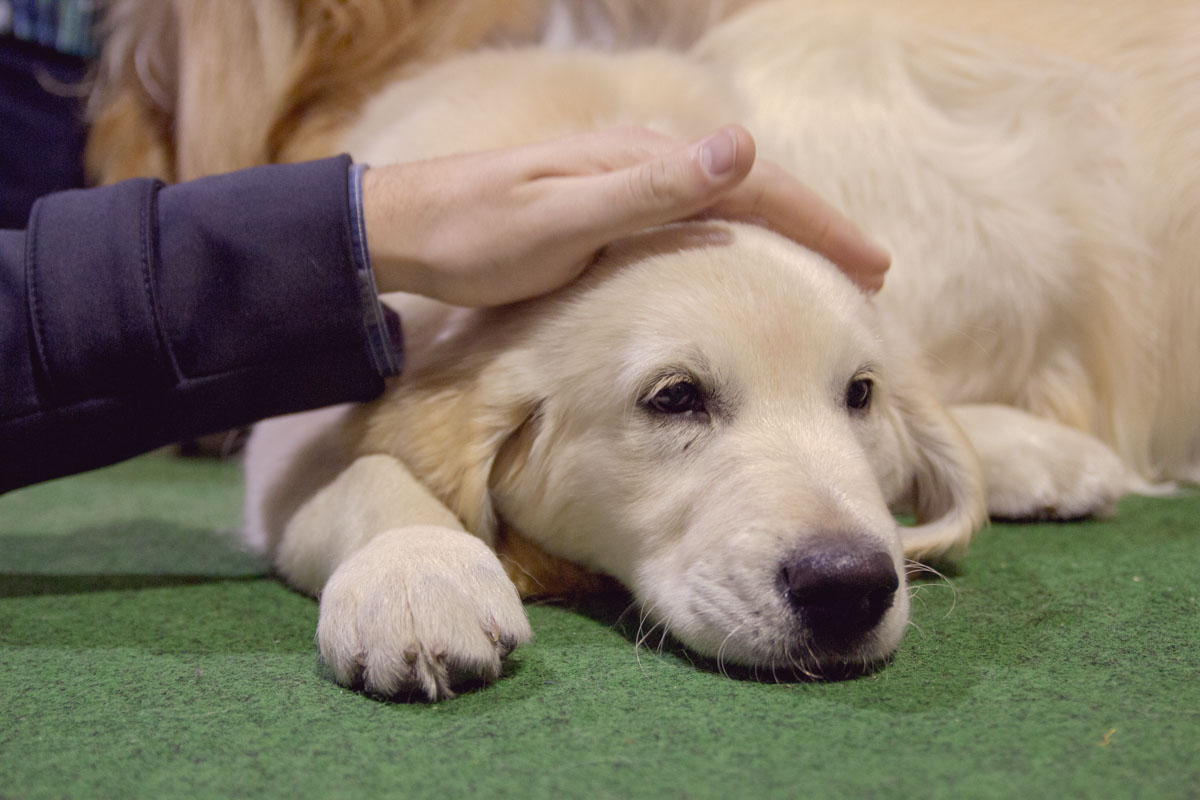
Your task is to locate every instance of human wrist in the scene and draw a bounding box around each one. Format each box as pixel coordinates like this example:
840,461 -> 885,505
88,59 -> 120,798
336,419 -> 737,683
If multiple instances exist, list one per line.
360,163 -> 439,297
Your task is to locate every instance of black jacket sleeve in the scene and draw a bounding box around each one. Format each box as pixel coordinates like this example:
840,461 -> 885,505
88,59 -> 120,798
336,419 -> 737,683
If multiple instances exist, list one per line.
1,155 -> 387,493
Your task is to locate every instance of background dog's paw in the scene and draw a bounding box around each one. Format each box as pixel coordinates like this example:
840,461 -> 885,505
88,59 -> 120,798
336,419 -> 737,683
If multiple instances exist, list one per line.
952,404 -> 1130,521
315,525 -> 532,700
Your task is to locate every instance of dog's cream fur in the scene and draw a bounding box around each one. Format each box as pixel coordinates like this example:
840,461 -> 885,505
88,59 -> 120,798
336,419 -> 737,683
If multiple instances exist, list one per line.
208,0 -> 1198,698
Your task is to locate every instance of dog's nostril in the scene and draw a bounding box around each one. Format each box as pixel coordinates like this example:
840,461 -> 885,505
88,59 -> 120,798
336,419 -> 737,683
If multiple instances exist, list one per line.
781,543 -> 899,640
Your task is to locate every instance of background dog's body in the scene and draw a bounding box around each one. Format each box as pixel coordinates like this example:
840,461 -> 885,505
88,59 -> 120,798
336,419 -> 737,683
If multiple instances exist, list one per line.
91,0 -> 1200,486
712,1 -> 1200,489
92,1 -> 1199,697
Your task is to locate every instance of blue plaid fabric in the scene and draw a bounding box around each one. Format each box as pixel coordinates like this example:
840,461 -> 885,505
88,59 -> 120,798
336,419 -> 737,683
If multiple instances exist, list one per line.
0,0 -> 100,58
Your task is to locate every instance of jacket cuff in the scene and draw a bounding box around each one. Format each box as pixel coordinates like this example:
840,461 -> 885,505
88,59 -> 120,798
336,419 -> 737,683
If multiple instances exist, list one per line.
21,156 -> 390,468
348,162 -> 403,377
26,177 -> 175,406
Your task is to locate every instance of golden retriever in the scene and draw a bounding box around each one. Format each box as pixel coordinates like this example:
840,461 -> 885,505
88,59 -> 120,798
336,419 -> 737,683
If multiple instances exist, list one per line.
93,0 -> 1200,699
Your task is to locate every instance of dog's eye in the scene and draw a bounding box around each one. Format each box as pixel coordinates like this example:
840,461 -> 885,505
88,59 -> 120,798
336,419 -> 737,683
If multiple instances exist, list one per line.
846,377 -> 873,412
647,380 -> 707,416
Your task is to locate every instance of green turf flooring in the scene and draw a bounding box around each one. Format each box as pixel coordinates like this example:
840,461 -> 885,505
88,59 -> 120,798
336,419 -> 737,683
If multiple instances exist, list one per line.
2,454 -> 1198,798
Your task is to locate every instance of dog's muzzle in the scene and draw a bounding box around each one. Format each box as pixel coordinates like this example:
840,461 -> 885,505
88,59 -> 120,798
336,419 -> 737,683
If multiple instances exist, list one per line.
780,537 -> 899,647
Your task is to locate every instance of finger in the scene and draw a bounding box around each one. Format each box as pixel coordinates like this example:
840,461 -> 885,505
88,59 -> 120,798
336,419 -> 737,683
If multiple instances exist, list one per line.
514,125 -> 687,177
709,161 -> 891,292
557,125 -> 757,243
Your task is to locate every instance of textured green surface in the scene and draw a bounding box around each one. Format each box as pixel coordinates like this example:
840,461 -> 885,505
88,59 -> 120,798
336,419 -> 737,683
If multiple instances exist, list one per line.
2,454 -> 1198,799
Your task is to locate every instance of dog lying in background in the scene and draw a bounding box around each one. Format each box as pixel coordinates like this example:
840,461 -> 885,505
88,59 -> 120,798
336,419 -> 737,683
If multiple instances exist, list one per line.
92,0 -> 1200,699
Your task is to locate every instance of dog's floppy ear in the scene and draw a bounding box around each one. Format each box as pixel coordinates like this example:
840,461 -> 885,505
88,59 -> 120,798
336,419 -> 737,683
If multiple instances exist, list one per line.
488,407 -> 615,597
887,366 -> 988,562
358,345 -> 543,550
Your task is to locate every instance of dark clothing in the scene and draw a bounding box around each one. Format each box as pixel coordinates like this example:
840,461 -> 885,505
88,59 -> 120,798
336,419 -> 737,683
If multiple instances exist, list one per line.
0,35 -> 90,228
1,155 -> 389,494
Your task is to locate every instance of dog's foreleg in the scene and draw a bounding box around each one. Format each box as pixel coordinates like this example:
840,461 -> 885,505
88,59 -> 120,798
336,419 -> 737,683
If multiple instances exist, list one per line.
273,453 -> 464,592
276,454 -> 532,700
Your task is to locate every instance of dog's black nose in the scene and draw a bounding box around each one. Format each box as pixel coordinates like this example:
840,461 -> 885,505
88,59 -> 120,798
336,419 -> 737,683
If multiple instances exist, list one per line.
781,541 -> 899,642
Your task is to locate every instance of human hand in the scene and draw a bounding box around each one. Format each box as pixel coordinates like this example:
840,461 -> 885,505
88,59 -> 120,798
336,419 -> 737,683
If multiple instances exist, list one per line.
362,124 -> 890,307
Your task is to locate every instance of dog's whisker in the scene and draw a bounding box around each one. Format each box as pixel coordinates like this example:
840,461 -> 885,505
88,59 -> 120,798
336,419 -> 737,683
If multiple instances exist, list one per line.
633,629 -> 657,672
904,558 -> 951,582
915,346 -> 949,370
786,653 -> 816,682
634,617 -> 668,653
956,327 -> 992,357
631,600 -> 657,671
654,623 -> 674,656
611,599 -> 642,633
796,640 -> 823,681
715,624 -> 745,679
904,559 -> 960,618
633,598 -> 668,653
632,600 -> 650,648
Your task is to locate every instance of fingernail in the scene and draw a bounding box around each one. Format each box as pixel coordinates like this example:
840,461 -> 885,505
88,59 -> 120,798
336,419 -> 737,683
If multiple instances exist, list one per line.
698,129 -> 737,177
863,238 -> 892,271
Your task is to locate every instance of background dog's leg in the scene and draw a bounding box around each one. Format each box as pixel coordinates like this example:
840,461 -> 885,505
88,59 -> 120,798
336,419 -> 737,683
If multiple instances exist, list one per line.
274,454 -> 532,700
950,404 -> 1133,521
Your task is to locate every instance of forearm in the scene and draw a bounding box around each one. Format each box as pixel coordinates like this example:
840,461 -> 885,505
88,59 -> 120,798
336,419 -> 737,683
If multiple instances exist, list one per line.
1,156 -> 395,493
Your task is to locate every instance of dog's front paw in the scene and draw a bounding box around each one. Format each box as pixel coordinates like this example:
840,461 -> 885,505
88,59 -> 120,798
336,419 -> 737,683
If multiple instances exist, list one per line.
952,404 -> 1130,520
316,525 -> 532,700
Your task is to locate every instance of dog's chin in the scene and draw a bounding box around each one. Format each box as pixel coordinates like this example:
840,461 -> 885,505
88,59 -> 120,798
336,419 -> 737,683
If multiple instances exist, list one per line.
692,648 -> 893,683
686,621 -> 905,681
642,589 -> 910,682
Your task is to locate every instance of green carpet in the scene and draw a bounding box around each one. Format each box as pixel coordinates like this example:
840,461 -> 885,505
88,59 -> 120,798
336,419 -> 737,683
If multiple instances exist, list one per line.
1,454 -> 1197,799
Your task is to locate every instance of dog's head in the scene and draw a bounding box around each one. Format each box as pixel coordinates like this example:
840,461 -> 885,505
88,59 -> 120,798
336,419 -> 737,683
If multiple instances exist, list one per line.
374,221 -> 984,675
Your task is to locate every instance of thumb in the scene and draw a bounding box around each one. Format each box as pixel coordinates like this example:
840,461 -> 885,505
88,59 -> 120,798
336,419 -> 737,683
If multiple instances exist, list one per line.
582,125 -> 757,241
